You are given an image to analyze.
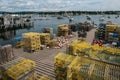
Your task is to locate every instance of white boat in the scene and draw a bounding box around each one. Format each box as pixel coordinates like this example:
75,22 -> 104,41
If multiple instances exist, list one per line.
99,16 -> 105,21
86,15 -> 91,20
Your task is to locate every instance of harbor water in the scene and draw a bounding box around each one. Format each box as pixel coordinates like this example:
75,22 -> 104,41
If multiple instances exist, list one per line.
0,15 -> 120,45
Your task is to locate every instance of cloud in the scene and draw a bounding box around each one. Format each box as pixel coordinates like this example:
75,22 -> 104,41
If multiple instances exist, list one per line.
0,0 -> 120,11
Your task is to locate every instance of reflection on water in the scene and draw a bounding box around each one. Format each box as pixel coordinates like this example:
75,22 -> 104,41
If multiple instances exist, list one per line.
1,30 -> 16,40
0,25 -> 33,40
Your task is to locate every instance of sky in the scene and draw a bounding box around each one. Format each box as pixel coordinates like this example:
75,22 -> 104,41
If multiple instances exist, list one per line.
0,0 -> 120,12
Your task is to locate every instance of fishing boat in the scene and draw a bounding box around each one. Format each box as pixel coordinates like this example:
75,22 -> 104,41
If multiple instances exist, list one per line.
57,16 -> 63,19
86,15 -> 91,20
99,16 -> 105,22
108,16 -> 111,19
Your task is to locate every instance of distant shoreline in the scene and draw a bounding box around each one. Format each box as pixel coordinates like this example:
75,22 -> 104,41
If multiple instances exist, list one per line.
0,11 -> 120,15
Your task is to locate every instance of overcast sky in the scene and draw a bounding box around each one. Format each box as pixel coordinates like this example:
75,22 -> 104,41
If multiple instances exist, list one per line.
0,0 -> 120,11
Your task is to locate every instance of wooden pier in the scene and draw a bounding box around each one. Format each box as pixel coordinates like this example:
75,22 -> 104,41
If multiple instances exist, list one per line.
10,29 -> 120,80
0,22 -> 34,32
13,32 -> 77,79
0,22 -> 34,40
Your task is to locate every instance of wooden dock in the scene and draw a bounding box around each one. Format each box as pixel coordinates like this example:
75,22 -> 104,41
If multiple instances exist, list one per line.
14,47 -> 67,79
13,29 -> 95,79
0,22 -> 34,40
0,22 -> 34,32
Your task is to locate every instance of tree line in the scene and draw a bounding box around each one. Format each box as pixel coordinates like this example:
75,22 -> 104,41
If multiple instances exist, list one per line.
0,11 -> 120,15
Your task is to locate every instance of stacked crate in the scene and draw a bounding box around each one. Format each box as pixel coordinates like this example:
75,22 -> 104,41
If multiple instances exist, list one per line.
39,33 -> 50,45
42,28 -> 53,39
105,24 -> 117,41
54,53 -> 75,80
69,23 -> 77,32
108,33 -> 114,42
116,26 -> 120,39
67,40 -> 120,64
106,24 -> 117,32
22,32 -> 40,52
98,23 -> 106,40
0,57 -> 37,80
78,31 -> 87,38
57,24 -> 69,37
42,28 -> 53,34
47,40 -> 58,48
0,45 -> 14,64
78,22 -> 92,31
106,32 -> 119,44
95,29 -> 99,39
67,56 -> 120,80
105,47 -> 120,55
54,53 -> 120,80
113,33 -> 119,42
67,40 -> 91,56
67,57 -> 86,80
66,40 -> 79,55
90,44 -> 104,60
91,44 -> 104,51
96,23 -> 120,46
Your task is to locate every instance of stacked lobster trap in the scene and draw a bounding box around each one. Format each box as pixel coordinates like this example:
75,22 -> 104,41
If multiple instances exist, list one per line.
0,57 -> 37,80
22,32 -> 40,52
54,53 -> 75,80
54,53 -> 120,80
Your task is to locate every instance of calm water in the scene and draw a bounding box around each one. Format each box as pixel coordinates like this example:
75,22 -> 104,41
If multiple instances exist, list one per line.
0,15 -> 120,46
